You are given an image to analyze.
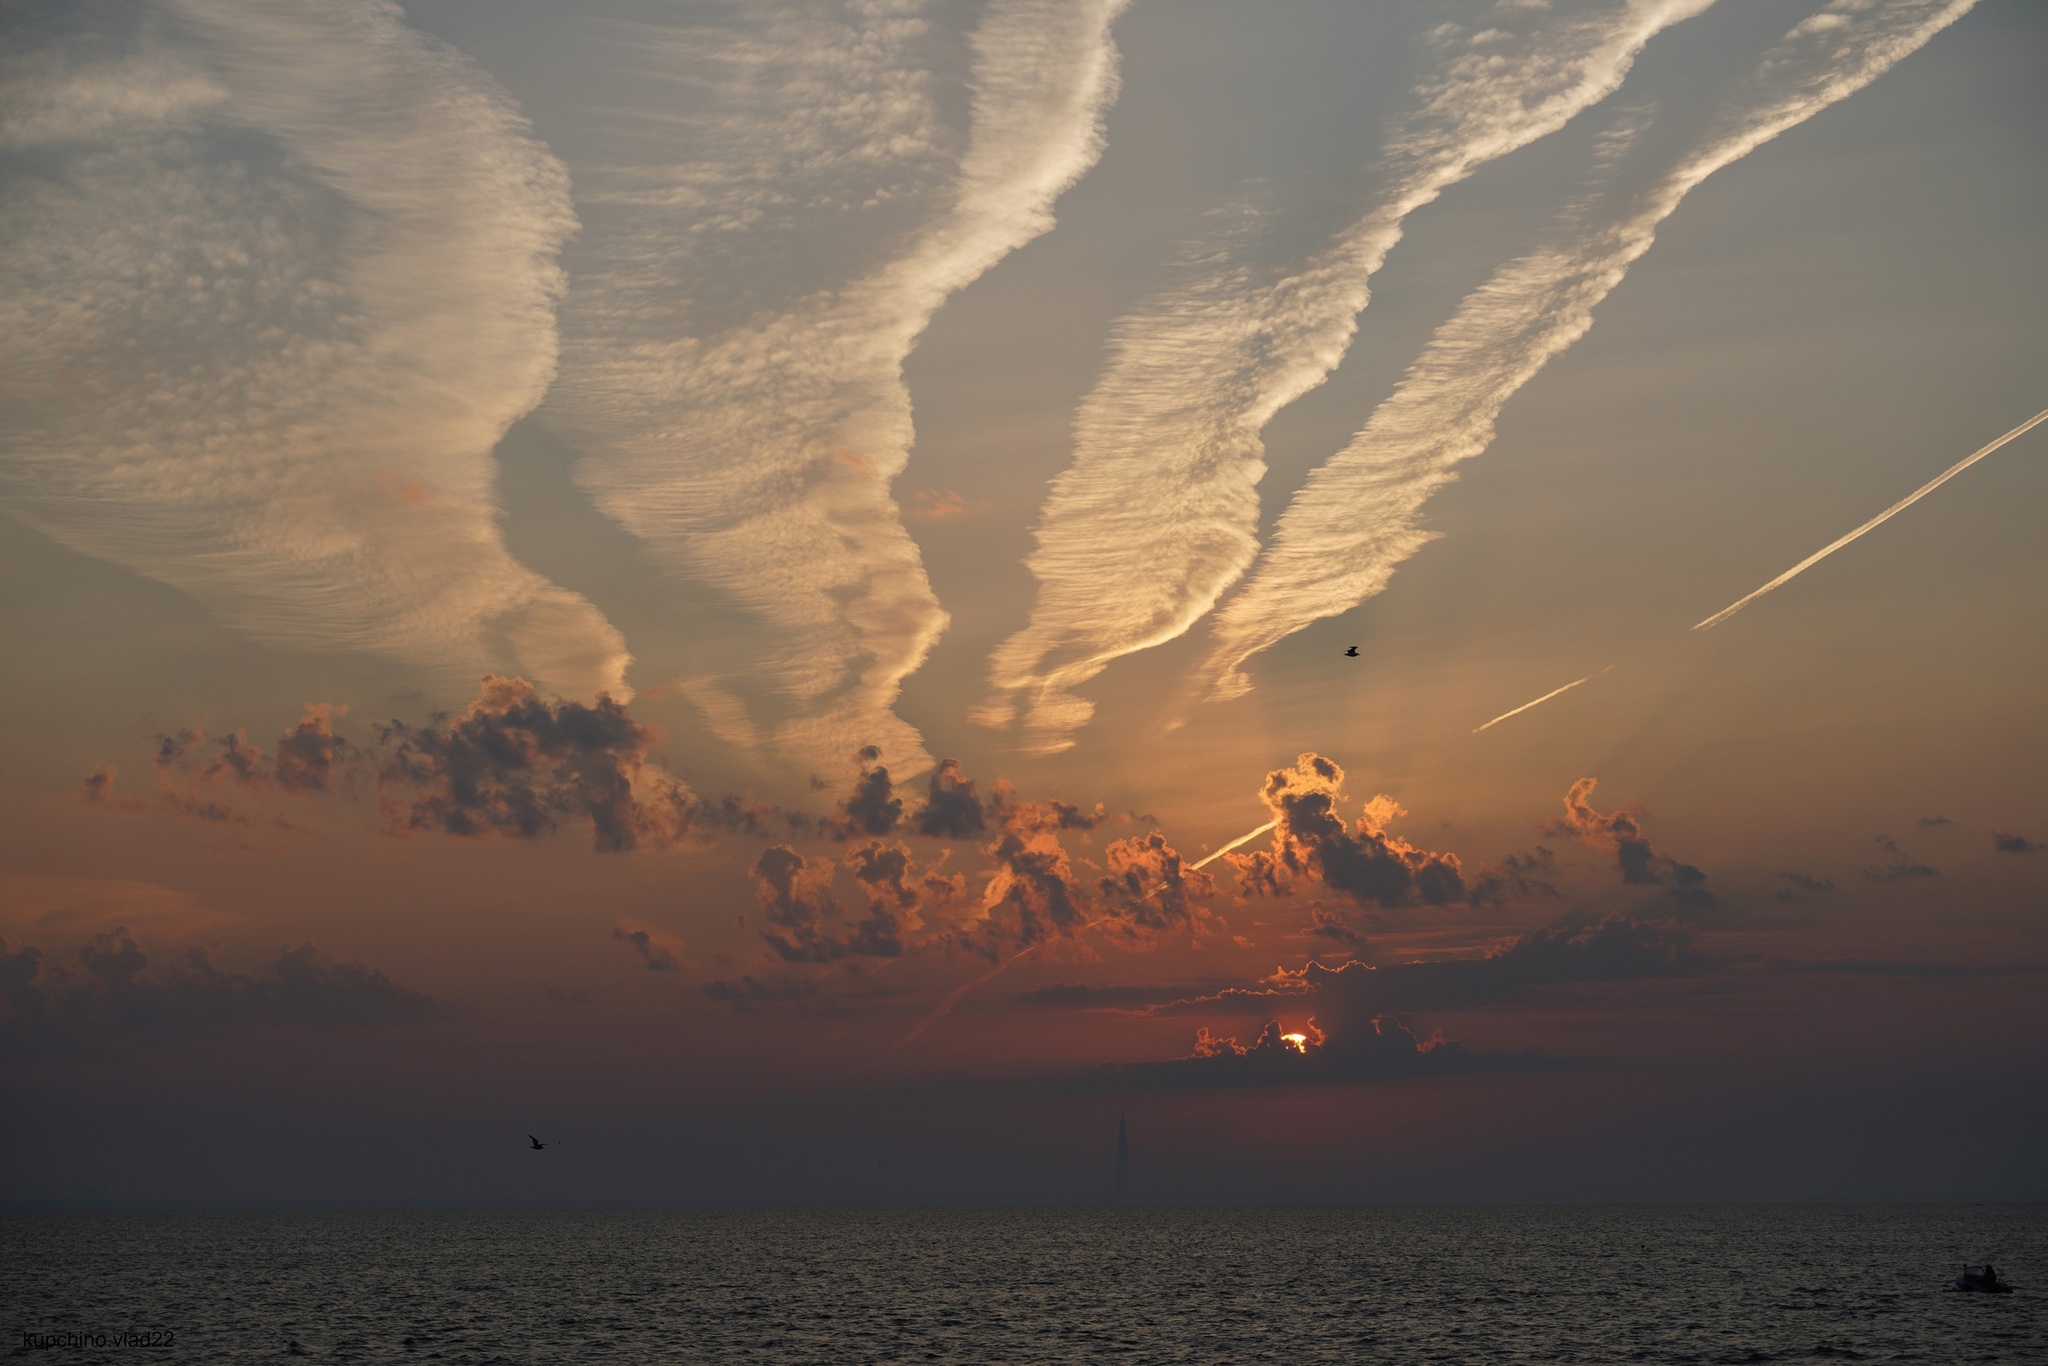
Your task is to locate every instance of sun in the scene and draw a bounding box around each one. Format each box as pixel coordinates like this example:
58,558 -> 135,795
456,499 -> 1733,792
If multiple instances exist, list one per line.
1281,1032 -> 1309,1053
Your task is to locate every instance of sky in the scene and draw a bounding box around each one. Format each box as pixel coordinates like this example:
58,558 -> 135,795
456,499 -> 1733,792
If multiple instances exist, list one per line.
2,0 -> 2045,1205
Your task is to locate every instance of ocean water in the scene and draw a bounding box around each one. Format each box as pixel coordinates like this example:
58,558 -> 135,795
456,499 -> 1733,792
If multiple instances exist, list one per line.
5,1206 -> 2044,1363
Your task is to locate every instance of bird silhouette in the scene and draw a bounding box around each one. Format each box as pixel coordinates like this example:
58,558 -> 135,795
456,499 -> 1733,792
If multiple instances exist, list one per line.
1343,646 -> 1359,657
528,1134 -> 550,1151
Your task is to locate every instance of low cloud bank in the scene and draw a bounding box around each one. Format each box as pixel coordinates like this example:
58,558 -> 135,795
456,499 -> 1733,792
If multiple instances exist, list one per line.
1085,914 -> 1702,1089
1097,1017 -> 1539,1092
87,677 -> 775,851
1148,917 -> 1706,1021
1,928 -> 440,1044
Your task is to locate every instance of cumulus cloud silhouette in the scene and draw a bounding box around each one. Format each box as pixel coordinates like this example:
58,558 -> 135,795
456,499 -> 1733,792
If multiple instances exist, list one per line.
378,676 -> 693,852
1774,872 -> 1836,902
1862,835 -> 1938,884
611,920 -> 686,972
827,746 -> 905,840
752,845 -> 908,964
1468,846 -> 1562,908
911,759 -> 989,839
1226,754 -> 1464,909
1551,778 -> 1713,913
1094,831 -> 1217,945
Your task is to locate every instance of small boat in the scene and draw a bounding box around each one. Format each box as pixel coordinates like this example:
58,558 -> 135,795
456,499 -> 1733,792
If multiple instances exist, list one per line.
1955,1265 -> 2012,1294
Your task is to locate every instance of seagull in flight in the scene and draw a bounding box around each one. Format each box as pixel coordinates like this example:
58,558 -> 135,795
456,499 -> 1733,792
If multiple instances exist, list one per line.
528,1134 -> 551,1151
1343,646 -> 1358,657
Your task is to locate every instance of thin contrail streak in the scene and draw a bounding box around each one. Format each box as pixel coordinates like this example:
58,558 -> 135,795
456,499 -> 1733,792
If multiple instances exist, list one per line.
1474,406 -> 2045,733
1190,820 -> 1278,870
893,912 -> 1124,1048
1189,0 -> 1979,710
1473,667 -> 1612,733
1692,407 -> 2048,631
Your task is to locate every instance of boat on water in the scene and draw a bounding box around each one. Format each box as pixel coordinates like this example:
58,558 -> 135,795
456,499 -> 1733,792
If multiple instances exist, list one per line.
1955,1265 -> 2012,1294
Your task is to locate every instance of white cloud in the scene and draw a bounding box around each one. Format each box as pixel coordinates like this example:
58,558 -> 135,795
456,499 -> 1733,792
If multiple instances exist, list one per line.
982,0 -> 1714,752
0,0 -> 629,700
548,0 -> 1129,775
1192,0 -> 1978,704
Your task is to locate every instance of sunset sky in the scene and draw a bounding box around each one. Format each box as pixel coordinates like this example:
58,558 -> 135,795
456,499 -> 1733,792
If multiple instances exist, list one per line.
3,0 -> 2044,1205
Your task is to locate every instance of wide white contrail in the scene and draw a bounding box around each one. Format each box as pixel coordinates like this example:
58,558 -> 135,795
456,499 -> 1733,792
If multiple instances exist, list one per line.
549,0 -> 1128,774
1190,0 -> 1978,708
977,0 -> 1717,753
1693,408 -> 2048,631
0,0 -> 630,699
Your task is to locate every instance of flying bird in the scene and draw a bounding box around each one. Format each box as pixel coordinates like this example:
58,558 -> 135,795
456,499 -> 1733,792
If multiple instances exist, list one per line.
1343,646 -> 1358,657
527,1134 -> 550,1151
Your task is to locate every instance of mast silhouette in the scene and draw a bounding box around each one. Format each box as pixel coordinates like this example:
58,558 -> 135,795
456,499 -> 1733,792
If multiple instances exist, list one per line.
1114,1114 -> 1130,1204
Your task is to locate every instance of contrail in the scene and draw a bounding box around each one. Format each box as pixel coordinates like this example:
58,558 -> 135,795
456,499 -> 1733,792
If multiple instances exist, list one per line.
1692,408 -> 2048,631
1190,820 -> 1278,871
977,0 -> 1718,753
893,911 -> 1122,1049
0,0 -> 630,700
1472,404 -> 2042,733
1188,0 -> 1979,710
1473,667 -> 1612,733
550,0 -> 1129,774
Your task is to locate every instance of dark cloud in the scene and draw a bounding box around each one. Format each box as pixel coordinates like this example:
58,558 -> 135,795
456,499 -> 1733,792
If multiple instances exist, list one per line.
1773,872 -> 1836,902
1468,847 -> 1561,908
990,782 -> 1105,836
1918,815 -> 1953,827
1862,835 -> 1938,884
1551,778 -> 1713,913
79,766 -> 117,807
1992,832 -> 2039,855
206,730 -> 265,785
611,921 -> 685,972
99,681 -> 774,850
1307,902 -> 1371,948
1096,1016 -> 1538,1091
911,759 -> 988,839
1094,831 -> 1216,944
131,727 -> 246,823
1149,918 -> 1706,1019
1,929 -> 440,1044
827,746 -> 903,840
376,676 -> 768,852
979,825 -> 1087,948
272,704 -> 352,793
1226,754 -> 1465,909
847,840 -> 966,930
751,846 -> 905,963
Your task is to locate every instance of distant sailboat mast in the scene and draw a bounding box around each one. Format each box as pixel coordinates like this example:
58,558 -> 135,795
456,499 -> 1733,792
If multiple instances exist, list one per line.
1114,1115 -> 1130,1204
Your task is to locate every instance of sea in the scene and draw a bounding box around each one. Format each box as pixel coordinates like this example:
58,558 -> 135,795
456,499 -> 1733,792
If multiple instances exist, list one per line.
5,1205 -> 2044,1363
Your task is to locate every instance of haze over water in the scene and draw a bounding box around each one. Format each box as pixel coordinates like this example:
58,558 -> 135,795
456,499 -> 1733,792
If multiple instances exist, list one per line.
7,1206 -> 2045,1363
